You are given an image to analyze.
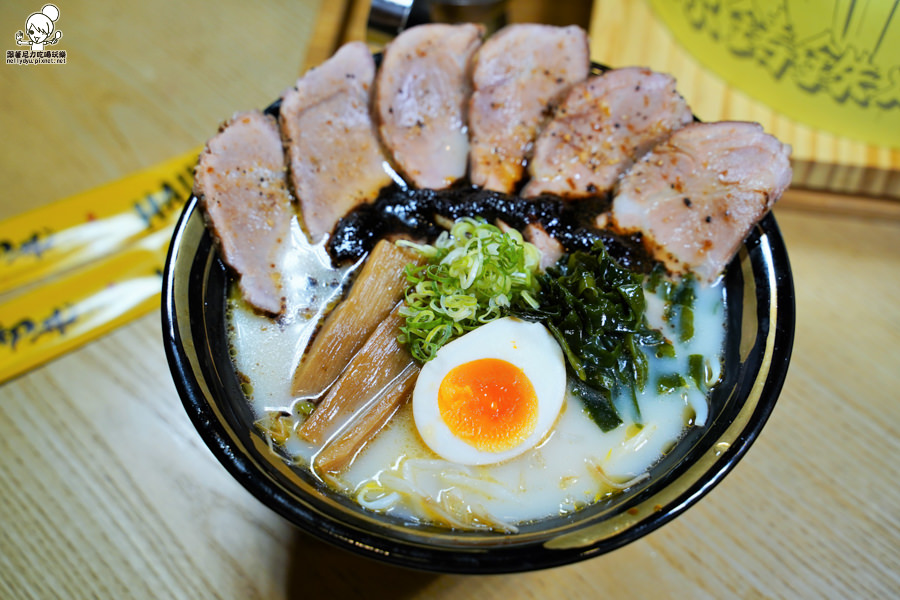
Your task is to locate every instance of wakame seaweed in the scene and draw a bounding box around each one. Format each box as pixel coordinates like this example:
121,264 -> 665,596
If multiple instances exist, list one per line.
569,378 -> 622,432
656,372 -> 687,394
653,269 -> 697,343
514,241 -> 666,431
688,354 -> 705,390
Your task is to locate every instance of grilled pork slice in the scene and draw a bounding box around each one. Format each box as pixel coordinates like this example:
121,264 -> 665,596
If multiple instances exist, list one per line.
523,68 -> 693,198
280,42 -> 392,242
496,219 -> 563,272
610,121 -> 792,282
469,24 -> 590,193
376,23 -> 483,189
297,304 -> 415,446
291,240 -> 422,397
314,366 -> 417,476
523,222 -> 564,271
194,111 -> 293,315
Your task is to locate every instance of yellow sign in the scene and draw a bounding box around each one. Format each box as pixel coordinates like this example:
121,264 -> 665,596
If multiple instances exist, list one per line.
648,0 -> 900,148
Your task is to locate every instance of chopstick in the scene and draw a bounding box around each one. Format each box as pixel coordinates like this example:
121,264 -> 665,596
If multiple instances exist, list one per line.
0,148 -> 197,297
0,149 -> 197,384
0,226 -> 174,383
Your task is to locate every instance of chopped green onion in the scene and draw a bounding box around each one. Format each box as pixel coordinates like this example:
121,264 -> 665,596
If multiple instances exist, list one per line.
396,217 -> 541,363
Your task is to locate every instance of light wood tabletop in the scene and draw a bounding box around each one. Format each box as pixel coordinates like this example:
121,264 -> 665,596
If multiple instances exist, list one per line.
1,1 -> 898,598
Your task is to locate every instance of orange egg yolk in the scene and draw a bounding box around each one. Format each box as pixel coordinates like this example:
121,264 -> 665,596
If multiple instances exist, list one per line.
437,358 -> 538,453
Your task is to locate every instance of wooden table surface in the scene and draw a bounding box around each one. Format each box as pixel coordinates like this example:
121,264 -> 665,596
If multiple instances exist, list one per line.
1,1 -> 898,598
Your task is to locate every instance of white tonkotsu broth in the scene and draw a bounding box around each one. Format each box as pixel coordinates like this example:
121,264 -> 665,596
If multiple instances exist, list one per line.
227,220 -> 726,531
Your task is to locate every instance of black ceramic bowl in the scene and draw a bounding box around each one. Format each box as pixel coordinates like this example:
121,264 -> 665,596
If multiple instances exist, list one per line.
161,61 -> 794,572
161,190 -> 793,573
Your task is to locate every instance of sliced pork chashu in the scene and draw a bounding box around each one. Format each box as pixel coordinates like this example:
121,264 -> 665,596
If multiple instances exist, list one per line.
523,68 -> 693,198
469,24 -> 590,194
280,41 -> 392,242
610,121 -> 792,282
194,111 -> 293,315
376,23 -> 483,189
523,222 -> 564,271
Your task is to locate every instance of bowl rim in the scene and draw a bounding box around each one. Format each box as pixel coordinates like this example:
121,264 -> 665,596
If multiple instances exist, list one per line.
161,60 -> 796,571
161,191 -> 794,573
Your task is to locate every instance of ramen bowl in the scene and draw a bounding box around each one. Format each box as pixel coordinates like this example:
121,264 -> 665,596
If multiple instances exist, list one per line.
161,184 -> 794,573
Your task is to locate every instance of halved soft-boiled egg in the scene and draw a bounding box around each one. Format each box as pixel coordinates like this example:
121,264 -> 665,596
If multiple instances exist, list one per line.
412,317 -> 566,465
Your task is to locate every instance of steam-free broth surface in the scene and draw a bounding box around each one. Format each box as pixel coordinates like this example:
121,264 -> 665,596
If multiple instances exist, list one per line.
227,217 -> 725,532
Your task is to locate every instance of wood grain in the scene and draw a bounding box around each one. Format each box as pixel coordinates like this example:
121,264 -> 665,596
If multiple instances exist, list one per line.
589,0 -> 900,200
1,1 -> 898,599
0,0 -> 323,221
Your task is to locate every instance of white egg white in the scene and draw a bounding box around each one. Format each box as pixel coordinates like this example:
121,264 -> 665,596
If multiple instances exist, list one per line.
228,230 -> 727,529
412,317 -> 566,466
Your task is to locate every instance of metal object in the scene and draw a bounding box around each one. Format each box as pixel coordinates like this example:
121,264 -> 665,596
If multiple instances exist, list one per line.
429,0 -> 507,34
366,0 -> 431,47
367,0 -> 508,47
